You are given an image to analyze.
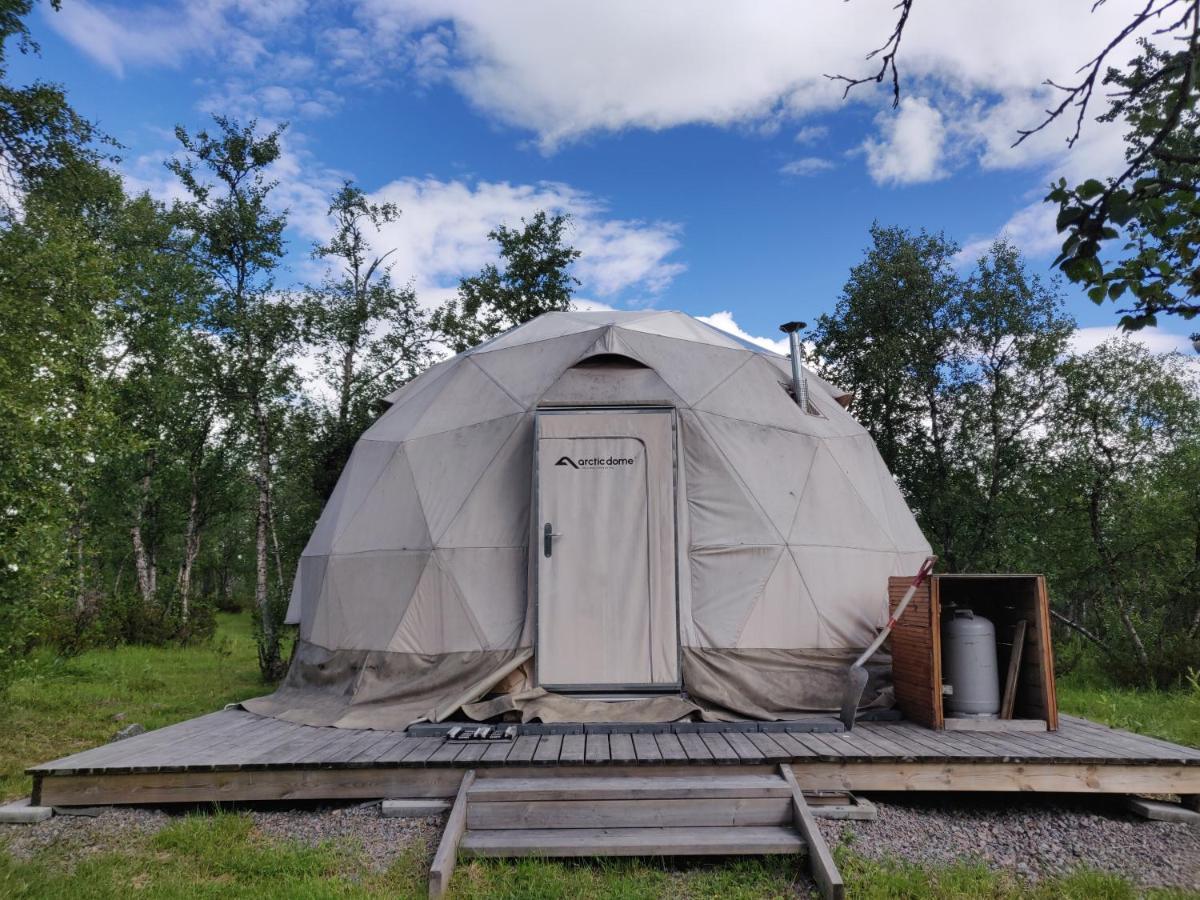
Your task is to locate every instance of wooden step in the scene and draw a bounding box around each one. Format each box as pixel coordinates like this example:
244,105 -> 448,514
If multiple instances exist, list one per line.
460,825 -> 805,857
468,796 -> 792,829
468,774 -> 790,802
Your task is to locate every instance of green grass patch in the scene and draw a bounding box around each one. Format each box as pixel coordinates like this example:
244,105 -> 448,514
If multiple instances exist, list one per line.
3,812 -> 1195,899
1056,665 -> 1200,749
0,612 -> 266,801
2,626 -> 1198,896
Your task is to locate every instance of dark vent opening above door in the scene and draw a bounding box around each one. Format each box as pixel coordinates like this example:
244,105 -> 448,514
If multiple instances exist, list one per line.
573,353 -> 650,370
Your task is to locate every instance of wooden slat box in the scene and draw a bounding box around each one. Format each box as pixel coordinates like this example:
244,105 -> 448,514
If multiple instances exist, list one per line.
888,574 -> 1058,732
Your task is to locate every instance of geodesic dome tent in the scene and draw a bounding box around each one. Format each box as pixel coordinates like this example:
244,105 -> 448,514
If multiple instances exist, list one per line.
245,310 -> 931,729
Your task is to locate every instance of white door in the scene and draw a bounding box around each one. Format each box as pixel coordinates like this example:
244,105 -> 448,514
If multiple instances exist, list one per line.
536,409 -> 679,690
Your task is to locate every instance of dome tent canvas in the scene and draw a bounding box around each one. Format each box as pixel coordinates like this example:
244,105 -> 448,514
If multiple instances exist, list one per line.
244,310 -> 932,729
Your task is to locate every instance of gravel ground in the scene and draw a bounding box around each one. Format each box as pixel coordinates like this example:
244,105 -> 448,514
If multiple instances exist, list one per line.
816,792 -> 1200,889
0,801 -> 440,874
2,793 -> 1197,889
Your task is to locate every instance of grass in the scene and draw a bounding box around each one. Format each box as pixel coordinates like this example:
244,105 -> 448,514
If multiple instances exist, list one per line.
1056,666 -> 1200,749
2,616 -> 1198,897
0,612 -> 265,801
3,812 -> 1197,899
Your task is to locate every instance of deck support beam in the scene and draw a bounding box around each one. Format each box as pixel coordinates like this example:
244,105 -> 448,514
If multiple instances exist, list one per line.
428,770 -> 474,899
781,764 -> 844,900
34,760 -> 1200,808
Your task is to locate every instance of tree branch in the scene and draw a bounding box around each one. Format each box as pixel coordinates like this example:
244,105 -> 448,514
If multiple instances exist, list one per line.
825,0 -> 914,108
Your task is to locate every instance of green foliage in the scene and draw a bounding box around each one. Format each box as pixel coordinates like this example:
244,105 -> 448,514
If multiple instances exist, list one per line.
304,181 -> 434,501
1037,339 -> 1200,683
0,611 -> 260,800
810,228 -> 1074,572
434,210 -> 581,352
169,116 -> 299,681
813,225 -> 1200,687
1058,659 -> 1200,749
1048,41 -> 1200,329
0,1 -> 111,219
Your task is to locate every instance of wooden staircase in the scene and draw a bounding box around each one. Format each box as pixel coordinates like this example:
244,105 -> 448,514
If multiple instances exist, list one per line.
429,765 -> 843,899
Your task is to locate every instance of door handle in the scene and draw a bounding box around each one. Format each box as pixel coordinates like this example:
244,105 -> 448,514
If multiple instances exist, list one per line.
543,523 -> 563,558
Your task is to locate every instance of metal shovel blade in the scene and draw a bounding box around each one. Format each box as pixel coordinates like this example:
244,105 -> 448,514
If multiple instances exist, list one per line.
839,665 -> 869,731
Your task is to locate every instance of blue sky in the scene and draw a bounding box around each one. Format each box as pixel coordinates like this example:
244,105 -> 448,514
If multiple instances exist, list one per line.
14,0 -> 1196,356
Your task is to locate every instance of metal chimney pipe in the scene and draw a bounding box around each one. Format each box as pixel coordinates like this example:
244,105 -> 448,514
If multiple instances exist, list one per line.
779,320 -> 809,413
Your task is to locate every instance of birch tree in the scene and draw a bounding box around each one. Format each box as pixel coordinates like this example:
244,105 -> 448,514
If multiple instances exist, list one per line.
169,116 -> 298,680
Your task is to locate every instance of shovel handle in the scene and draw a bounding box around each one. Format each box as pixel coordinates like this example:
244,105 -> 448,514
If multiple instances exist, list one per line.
851,555 -> 937,669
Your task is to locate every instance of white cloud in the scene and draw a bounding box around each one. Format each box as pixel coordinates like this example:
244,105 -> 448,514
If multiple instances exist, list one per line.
793,125 -> 829,145
697,311 -> 789,355
43,0 -> 295,77
780,157 -> 835,177
862,97 -> 947,186
347,0 -> 1136,157
346,178 -> 685,306
1070,326 -> 1199,358
956,201 -> 1061,267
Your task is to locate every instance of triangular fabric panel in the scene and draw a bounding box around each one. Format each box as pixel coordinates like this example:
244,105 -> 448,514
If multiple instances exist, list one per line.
406,414 -> 525,543
382,357 -> 456,406
438,417 -> 534,549
680,411 -> 780,547
333,452 -> 432,554
309,550 -> 427,651
622,311 -> 747,350
303,439 -> 398,556
823,435 -> 896,543
876,465 -> 931,552
790,546 -> 898,648
736,549 -> 825,649
406,358 -> 525,439
438,547 -> 527,650
697,412 -> 819,539
388,553 -> 486,654
364,362 -> 460,442
695,357 -> 819,434
613,329 -> 753,407
689,545 -> 783,648
474,313 -> 612,353
298,554 -> 329,636
470,328 -> 602,408
789,444 -> 897,552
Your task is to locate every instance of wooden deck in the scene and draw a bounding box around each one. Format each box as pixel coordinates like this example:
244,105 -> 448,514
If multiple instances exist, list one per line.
28,710 -> 1200,807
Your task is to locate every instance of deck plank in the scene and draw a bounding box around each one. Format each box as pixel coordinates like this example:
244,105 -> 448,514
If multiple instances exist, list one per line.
559,734 -> 586,763
585,734 -> 610,765
676,732 -> 713,761
632,733 -> 663,764
764,731 -> 817,759
723,731 -> 765,762
370,736 -> 425,765
699,733 -> 740,764
505,736 -> 540,766
745,732 -> 792,762
653,733 -> 689,763
533,735 -> 563,765
608,733 -> 638,764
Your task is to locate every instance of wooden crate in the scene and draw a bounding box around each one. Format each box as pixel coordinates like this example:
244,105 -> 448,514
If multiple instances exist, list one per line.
888,574 -> 1057,731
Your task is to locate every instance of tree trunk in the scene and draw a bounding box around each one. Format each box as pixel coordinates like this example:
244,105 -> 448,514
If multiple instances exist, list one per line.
70,510 -> 86,615
130,469 -> 157,605
1088,481 -> 1151,677
338,346 -> 355,429
176,476 -> 202,623
253,401 -> 284,680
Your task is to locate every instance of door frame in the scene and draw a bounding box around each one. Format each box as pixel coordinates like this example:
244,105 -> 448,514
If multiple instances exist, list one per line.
532,405 -> 682,693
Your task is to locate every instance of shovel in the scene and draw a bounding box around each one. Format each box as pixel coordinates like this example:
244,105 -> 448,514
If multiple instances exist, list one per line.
839,555 -> 937,731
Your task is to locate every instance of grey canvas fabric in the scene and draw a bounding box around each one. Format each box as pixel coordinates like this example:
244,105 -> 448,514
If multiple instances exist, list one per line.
250,310 -> 931,730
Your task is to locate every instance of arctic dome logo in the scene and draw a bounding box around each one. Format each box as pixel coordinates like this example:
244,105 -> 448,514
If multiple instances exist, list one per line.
554,455 -> 636,469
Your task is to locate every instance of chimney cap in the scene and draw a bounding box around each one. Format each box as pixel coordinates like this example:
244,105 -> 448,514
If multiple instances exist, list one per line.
779,321 -> 807,334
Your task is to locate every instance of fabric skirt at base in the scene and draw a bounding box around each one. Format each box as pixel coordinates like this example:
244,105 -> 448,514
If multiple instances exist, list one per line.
242,639 -> 893,730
